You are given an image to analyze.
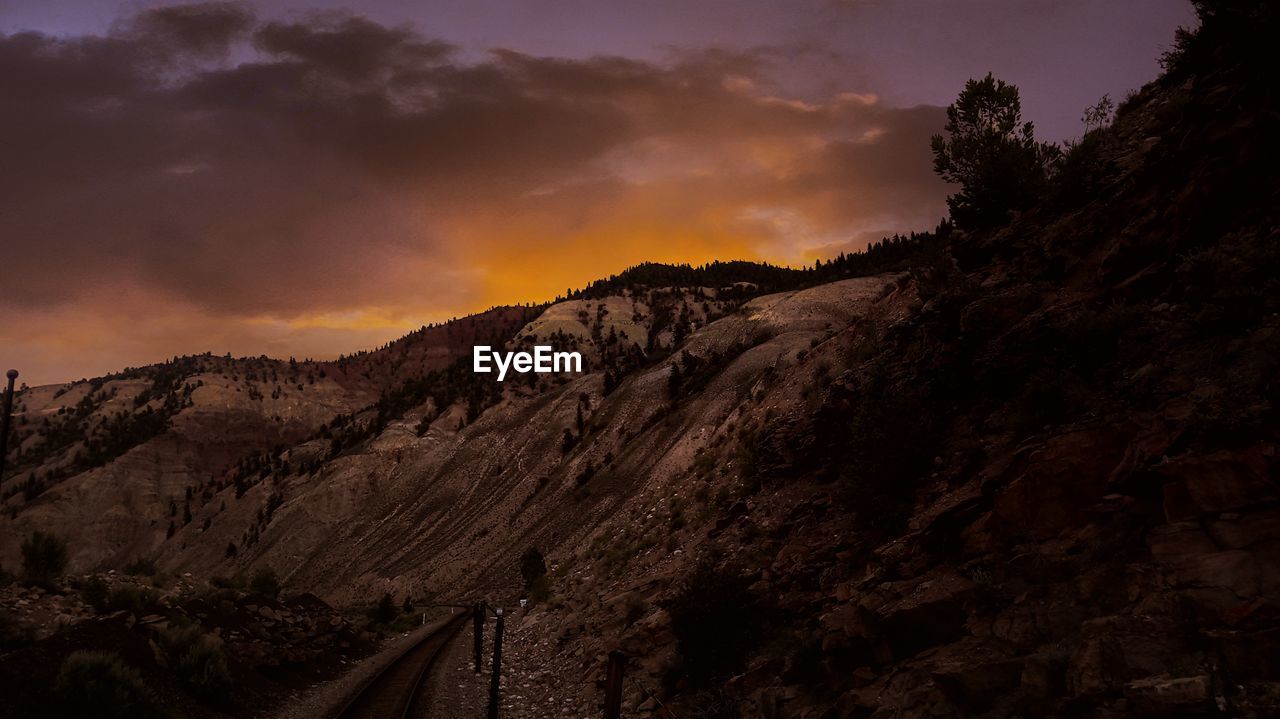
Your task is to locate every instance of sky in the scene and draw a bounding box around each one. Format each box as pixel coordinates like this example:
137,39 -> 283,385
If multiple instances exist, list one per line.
0,0 -> 1196,385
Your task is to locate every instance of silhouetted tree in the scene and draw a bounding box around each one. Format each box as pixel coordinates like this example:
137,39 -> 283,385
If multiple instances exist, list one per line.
249,566 -> 280,598
373,592 -> 397,624
668,363 -> 683,399
520,547 -> 547,588
21,531 -> 68,581
931,73 -> 1058,229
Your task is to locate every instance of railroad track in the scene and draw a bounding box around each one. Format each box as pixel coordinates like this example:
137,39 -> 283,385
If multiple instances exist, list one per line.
334,612 -> 471,719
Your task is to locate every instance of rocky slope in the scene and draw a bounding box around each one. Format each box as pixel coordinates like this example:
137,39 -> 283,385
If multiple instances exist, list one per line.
0,307 -> 536,571
2,4 -> 1278,718
498,6 -> 1280,717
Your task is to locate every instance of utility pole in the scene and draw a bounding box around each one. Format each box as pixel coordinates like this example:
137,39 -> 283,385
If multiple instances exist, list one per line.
604,651 -> 626,719
474,601 -> 486,673
0,369 -> 17,486
487,607 -> 505,719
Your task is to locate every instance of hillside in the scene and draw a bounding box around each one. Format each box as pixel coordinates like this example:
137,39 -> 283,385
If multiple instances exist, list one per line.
1,3 -> 1278,718
0,306 -> 538,570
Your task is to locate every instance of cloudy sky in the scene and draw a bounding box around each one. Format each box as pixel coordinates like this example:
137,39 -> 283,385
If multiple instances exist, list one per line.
0,0 -> 1194,385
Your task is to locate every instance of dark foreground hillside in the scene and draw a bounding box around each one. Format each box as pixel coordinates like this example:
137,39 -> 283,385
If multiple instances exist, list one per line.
636,3 -> 1280,716
508,3 -> 1280,717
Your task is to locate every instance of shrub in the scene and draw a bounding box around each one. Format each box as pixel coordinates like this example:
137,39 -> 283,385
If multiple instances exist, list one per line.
527,575 -> 552,605
371,592 -> 397,625
21,531 -> 68,581
159,621 -> 233,704
827,363 -> 939,535
248,566 -> 280,598
519,547 -> 547,588
665,562 -> 763,690
158,621 -> 204,664
178,637 -> 233,702
54,651 -> 167,719
1047,130 -> 1115,211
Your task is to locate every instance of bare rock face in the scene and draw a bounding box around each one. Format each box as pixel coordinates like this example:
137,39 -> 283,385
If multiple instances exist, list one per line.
1159,444 -> 1278,515
991,427 -> 1130,540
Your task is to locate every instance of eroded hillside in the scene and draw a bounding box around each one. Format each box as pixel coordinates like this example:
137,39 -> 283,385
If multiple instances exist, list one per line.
157,276 -> 898,603
0,307 -> 537,570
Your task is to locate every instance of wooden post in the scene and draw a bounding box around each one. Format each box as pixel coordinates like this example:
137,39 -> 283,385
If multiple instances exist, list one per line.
487,608 -> 505,719
604,651 -> 626,719
0,370 -> 16,485
474,601 -> 485,673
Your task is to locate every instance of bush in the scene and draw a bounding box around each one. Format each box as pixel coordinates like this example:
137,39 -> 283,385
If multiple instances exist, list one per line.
527,575 -> 552,605
826,362 -> 940,535
158,621 -> 203,664
159,621 -> 233,704
248,566 -> 280,598
665,562 -> 763,690
21,531 -> 68,581
371,592 -> 397,625
54,651 -> 167,719
519,547 -> 547,588
178,637 -> 233,702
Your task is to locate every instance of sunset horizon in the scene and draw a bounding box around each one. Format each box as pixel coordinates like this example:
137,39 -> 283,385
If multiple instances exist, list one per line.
1,1 -> 1192,385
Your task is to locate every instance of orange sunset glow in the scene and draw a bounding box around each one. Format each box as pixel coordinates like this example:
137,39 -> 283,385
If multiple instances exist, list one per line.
0,1 -> 1192,385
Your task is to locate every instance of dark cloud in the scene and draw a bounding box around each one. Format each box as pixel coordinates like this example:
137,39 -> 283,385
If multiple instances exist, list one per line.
125,2 -> 255,58
253,14 -> 454,79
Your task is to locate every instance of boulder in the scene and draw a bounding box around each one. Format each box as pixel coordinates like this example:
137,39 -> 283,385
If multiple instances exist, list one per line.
861,570 -> 975,661
930,649 -> 1023,712
1163,550 -> 1260,601
1158,444 -> 1277,514
1067,616 -> 1184,697
1147,522 -> 1218,561
993,428 -> 1130,540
